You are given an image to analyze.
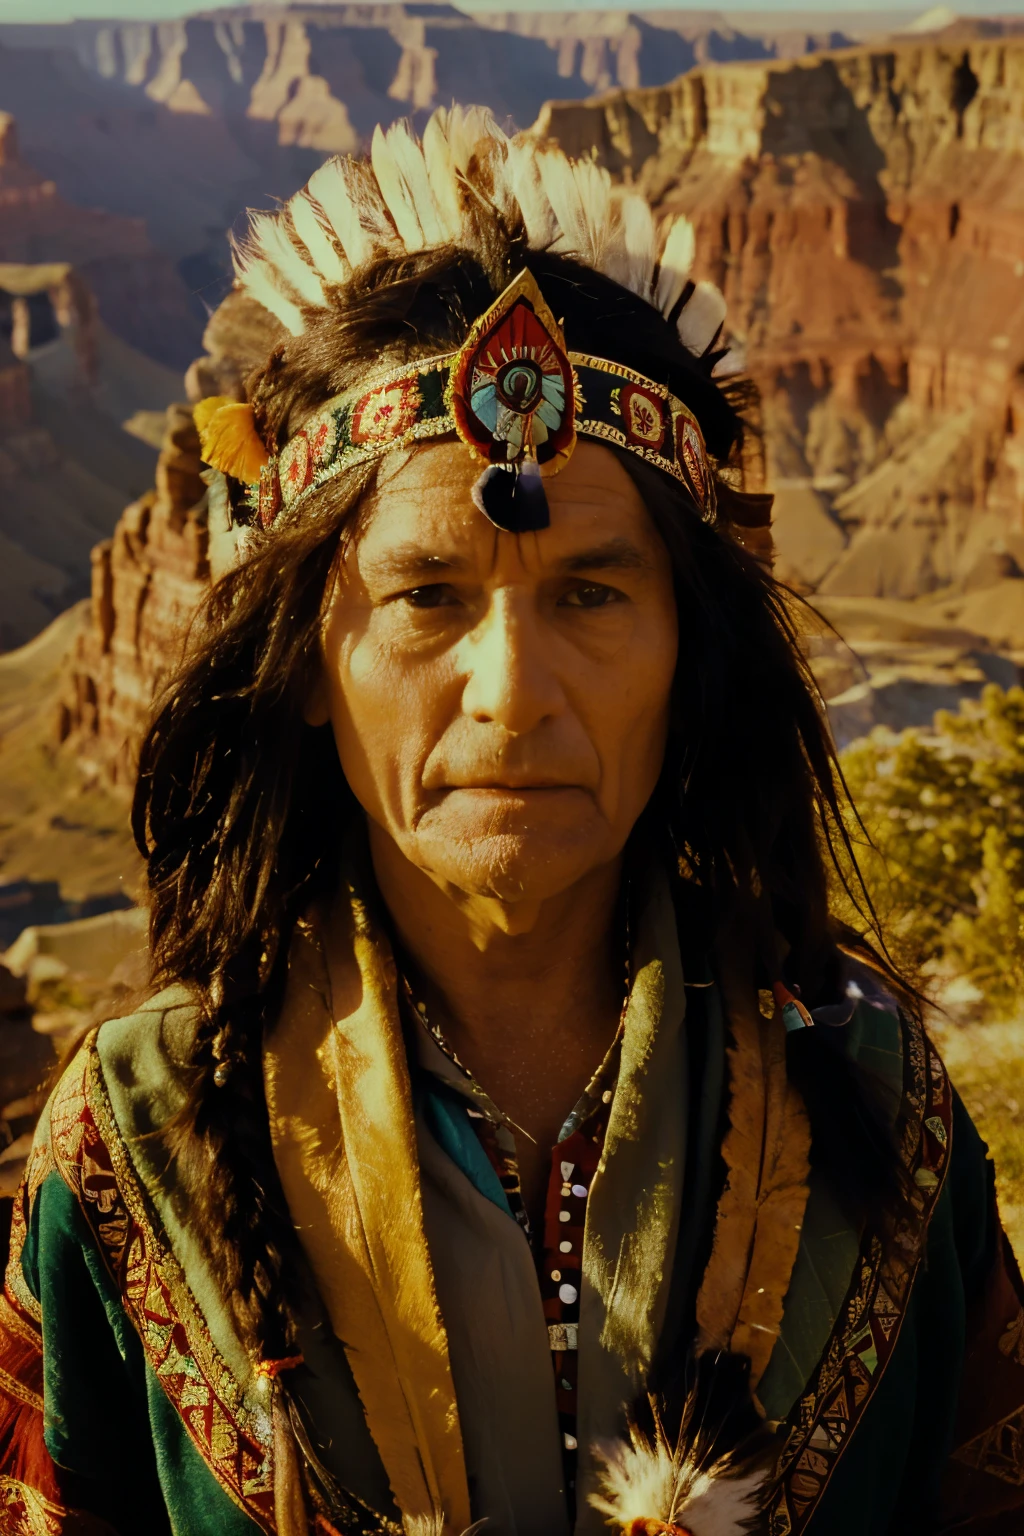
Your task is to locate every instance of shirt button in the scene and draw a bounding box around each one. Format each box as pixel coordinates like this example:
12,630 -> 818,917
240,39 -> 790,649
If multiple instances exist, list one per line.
551,1269 -> 561,1282
558,1283 -> 578,1304
558,1210 -> 570,1223
561,1184 -> 572,1196
564,1432 -> 578,1450
559,1240 -> 572,1253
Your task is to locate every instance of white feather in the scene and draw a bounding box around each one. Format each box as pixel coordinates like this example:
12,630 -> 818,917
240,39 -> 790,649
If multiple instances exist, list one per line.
677,278 -> 727,356
247,211 -> 326,310
422,108 -> 465,244
447,106 -> 515,229
604,187 -> 657,299
505,137 -> 558,248
289,192 -> 350,287
387,120 -> 453,248
655,213 -> 697,317
233,254 -> 305,336
371,123 -> 426,251
307,157 -> 380,269
679,1466 -> 767,1536
590,1426 -> 766,1536
540,152 -> 615,270
712,344 -> 746,378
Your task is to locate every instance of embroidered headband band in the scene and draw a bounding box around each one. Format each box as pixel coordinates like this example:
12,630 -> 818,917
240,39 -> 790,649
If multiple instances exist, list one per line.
197,268 -> 716,537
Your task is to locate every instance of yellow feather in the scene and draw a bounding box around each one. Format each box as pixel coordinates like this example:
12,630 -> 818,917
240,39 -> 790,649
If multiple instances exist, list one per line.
194,397 -> 269,485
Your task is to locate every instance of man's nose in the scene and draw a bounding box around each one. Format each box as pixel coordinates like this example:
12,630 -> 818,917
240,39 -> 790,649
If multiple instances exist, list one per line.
460,589 -> 566,734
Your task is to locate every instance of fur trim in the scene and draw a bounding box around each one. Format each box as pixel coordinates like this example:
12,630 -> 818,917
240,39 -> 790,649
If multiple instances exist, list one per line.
233,109 -> 728,360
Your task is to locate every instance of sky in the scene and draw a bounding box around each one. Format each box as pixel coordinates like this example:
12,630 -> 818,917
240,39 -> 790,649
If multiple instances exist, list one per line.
0,0 -> 1020,24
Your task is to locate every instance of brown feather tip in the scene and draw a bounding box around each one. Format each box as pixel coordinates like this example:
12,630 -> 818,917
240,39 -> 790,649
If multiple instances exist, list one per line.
194,395 -> 269,485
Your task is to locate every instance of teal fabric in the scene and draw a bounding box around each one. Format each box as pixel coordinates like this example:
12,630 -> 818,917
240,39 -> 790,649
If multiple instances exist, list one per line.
24,1167 -> 261,1536
421,1083 -> 513,1217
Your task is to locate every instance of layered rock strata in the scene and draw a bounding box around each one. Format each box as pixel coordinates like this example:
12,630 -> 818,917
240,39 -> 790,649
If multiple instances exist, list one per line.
537,39 -> 1024,611
0,111 -> 198,368
57,291 -> 279,782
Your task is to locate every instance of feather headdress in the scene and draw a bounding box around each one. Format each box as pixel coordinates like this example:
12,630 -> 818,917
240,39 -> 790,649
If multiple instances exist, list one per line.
232,106 -> 726,363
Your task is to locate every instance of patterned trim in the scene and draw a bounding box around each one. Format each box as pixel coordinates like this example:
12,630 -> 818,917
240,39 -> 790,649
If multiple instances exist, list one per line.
768,1022 -> 954,1535
0,1293 -> 40,1349
47,1046 -> 278,1533
0,1477 -> 66,1536
952,1403 -> 1024,1487
0,1362 -> 43,1415
249,349 -> 715,531
4,1182 -> 41,1329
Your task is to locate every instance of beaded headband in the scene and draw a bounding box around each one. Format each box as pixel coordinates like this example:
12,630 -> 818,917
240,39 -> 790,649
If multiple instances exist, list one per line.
198,269 -> 716,537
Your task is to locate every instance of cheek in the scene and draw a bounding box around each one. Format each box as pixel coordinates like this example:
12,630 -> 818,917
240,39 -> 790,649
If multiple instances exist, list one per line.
590,603 -> 677,814
322,618 -> 453,828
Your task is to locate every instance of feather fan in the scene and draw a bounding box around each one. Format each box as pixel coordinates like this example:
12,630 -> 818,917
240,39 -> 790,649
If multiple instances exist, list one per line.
590,1400 -> 769,1536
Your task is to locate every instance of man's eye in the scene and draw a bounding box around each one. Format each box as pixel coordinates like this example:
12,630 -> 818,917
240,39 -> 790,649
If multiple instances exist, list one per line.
402,585 -> 457,609
561,583 -> 620,609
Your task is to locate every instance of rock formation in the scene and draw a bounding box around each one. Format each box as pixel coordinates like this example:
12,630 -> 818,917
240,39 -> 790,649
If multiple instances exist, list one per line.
0,116 -> 183,651
537,37 -> 1024,618
0,110 -> 198,368
57,290 -> 280,782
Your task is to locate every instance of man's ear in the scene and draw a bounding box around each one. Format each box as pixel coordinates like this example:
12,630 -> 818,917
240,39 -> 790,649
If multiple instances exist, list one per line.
304,671 -> 330,727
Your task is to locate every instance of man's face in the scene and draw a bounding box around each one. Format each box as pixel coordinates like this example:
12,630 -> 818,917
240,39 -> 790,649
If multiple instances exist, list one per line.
314,440 -> 678,905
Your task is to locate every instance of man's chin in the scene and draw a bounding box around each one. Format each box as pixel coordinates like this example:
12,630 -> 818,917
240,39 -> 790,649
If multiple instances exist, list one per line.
410,806 -> 610,906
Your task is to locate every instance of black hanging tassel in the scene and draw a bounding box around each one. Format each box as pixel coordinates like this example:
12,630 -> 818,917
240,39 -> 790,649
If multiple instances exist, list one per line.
472,460 -> 550,533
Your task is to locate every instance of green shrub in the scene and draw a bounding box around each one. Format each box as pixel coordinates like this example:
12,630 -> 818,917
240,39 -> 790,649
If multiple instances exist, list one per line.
840,684 -> 1024,1015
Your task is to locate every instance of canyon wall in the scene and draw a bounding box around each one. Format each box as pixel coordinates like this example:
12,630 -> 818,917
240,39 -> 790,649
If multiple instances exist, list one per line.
0,115 -> 181,650
538,37 -> 1024,614
0,110 -> 199,368
0,7 -> 845,367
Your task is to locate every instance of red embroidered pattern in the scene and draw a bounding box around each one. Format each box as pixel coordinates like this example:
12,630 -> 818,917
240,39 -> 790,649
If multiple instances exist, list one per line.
47,1047 -> 279,1534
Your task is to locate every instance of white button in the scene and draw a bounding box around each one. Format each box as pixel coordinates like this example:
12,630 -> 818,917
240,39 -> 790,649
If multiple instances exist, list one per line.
558,1283 -> 578,1304
559,1240 -> 572,1253
571,1184 -> 588,1198
551,1269 -> 561,1282
560,1161 -> 574,1179
559,1210 -> 570,1222
563,1432 -> 578,1450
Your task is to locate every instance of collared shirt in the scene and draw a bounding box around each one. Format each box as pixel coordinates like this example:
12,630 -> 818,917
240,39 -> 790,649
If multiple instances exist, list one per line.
402,979 -> 623,1511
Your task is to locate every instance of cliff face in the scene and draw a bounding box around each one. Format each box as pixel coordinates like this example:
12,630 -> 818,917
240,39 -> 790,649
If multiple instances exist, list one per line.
57,290 -> 279,779
0,7 -> 845,369
59,405 -> 210,785
0,111 -> 199,369
0,115 -> 181,651
538,40 -> 1024,606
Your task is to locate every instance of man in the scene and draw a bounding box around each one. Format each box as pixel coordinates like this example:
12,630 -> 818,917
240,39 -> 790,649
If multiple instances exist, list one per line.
1,108 -> 1021,1536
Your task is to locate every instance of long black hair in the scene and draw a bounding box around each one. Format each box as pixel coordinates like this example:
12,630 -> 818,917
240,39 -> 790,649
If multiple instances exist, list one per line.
134,241 -> 912,1358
